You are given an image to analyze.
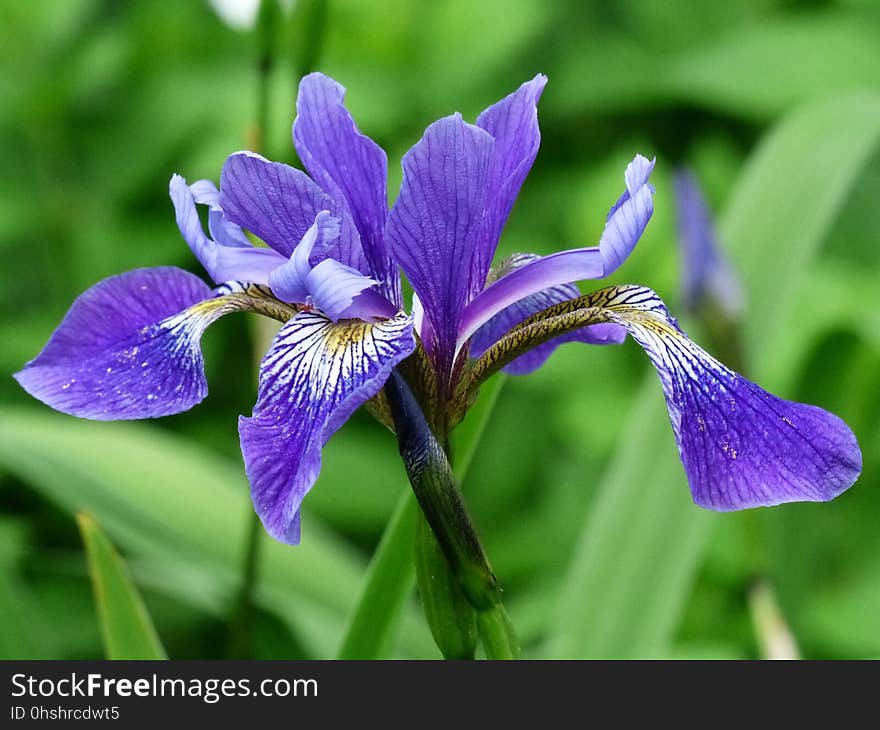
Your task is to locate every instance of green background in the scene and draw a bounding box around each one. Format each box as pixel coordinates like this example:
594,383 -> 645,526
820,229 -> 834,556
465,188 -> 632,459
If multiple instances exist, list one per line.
1,0 -> 878,659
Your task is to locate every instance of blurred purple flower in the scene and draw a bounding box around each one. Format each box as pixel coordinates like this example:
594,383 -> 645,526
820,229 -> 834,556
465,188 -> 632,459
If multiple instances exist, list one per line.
16,73 -> 861,546
674,168 -> 743,319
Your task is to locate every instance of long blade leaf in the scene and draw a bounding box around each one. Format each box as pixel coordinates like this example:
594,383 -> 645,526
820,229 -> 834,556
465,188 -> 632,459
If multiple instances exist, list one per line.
550,92 -> 880,658
77,512 -> 166,660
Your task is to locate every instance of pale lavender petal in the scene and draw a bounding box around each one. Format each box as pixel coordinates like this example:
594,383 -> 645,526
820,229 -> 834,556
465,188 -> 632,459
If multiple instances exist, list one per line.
13,268 -> 231,420
386,114 -> 494,374
600,286 -> 861,509
470,254 -> 625,375
268,210 -> 341,303
239,310 -> 415,544
305,259 -> 379,321
294,73 -> 399,305
340,288 -> 400,322
209,246 -> 290,285
411,292 -> 435,356
674,168 -> 743,317
219,151 -> 366,270
292,211 -> 341,281
600,154 -> 656,276
457,247 -> 604,350
170,174 -> 286,284
189,178 -> 252,248
472,74 -> 547,289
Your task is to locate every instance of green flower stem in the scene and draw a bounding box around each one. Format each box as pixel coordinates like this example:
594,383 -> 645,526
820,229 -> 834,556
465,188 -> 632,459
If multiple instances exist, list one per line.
227,511 -> 264,657
336,376 -> 507,659
384,370 -> 519,659
477,604 -> 520,660
414,514 -> 478,659
385,371 -> 499,610
293,0 -> 329,76
229,3 -> 281,657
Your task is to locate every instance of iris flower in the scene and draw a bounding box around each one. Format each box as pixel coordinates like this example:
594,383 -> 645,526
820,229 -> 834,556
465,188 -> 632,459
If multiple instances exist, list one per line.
673,168 -> 743,319
15,74 -> 861,547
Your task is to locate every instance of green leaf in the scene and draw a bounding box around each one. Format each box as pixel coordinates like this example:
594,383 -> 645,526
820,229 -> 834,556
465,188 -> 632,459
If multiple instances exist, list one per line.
0,407 -> 431,658
722,93 -> 880,368
552,14 -> 880,122
336,376 -> 506,659
549,92 -> 880,658
76,512 -> 166,660
0,519 -> 57,659
661,16 -> 880,122
336,491 -> 421,659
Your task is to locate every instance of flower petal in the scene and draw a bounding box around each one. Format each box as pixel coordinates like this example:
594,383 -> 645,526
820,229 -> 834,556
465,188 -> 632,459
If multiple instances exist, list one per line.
294,73 -> 399,304
473,74 -> 547,289
13,268 -> 238,420
239,310 -> 415,543
305,259 -> 380,321
470,254 -> 625,375
598,285 -> 861,509
674,168 -> 743,317
457,247 -> 604,350
600,154 -> 656,276
267,210 -> 341,303
189,178 -> 252,248
170,174 -> 287,284
386,114 -> 494,374
219,151 -> 366,270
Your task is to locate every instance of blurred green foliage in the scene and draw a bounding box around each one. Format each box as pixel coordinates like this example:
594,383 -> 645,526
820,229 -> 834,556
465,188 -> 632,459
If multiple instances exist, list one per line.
1,0 -> 878,659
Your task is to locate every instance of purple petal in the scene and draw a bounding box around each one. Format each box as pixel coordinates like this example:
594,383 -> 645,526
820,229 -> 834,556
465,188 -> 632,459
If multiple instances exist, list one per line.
189,178 -> 252,248
600,154 -> 656,276
472,74 -> 547,290
342,288 -> 400,322
469,254 -> 625,375
602,286 -> 861,509
294,73 -> 399,305
673,168 -> 743,317
13,268 -> 228,420
305,259 -> 379,321
386,114 -> 494,374
239,310 -> 415,544
219,151 -> 366,270
411,292 -> 436,356
457,247 -> 604,349
268,210 -> 341,303
170,174 -> 287,284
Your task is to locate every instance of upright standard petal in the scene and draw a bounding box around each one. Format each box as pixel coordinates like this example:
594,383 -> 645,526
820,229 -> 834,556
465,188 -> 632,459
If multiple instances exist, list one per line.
13,268 -> 240,420
469,254 -> 625,375
239,310 -> 415,544
473,74 -> 547,290
386,114 -> 494,374
600,155 -> 656,276
294,73 -> 399,304
593,286 -> 861,509
673,168 -> 743,317
171,174 -> 287,284
219,151 -> 366,270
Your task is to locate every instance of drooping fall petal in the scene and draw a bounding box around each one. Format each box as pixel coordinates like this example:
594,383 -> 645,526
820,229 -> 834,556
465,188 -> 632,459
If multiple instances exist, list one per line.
594,286 -> 861,509
239,310 -> 415,543
14,268 -> 241,419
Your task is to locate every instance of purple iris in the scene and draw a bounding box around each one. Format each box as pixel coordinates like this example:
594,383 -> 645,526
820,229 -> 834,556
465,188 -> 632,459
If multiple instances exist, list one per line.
15,73 -> 862,546
673,168 -> 743,318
